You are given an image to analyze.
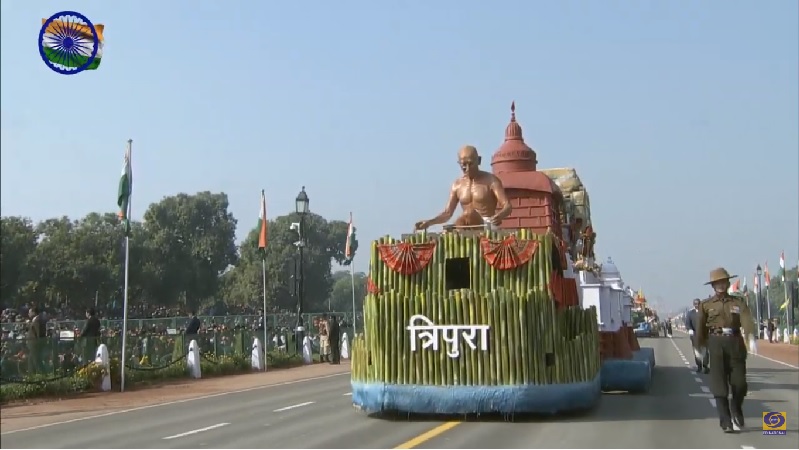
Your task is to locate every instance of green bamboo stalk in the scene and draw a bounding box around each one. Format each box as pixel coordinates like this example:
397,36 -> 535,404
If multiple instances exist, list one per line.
518,292 -> 530,384
485,290 -> 497,385
467,289 -> 478,385
397,293 -> 406,384
455,289 -> 468,385
497,289 -> 509,384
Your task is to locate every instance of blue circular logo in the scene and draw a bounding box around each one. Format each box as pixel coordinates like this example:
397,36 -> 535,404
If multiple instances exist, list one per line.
38,11 -> 99,75
763,412 -> 786,429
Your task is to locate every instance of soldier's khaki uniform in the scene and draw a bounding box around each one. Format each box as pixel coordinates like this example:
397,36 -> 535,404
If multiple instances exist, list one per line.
697,268 -> 755,432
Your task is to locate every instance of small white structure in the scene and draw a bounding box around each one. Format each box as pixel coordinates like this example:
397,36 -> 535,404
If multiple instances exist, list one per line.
776,327 -> 782,342
340,333 -> 350,360
187,339 -> 201,378
302,336 -> 313,364
94,344 -> 111,392
784,327 -> 790,343
252,338 -> 265,371
578,256 -> 632,332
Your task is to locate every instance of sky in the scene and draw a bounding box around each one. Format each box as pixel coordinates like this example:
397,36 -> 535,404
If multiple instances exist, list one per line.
1,0 -> 797,313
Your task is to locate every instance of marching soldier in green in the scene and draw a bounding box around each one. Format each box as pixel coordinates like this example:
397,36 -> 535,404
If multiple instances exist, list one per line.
697,267 -> 756,433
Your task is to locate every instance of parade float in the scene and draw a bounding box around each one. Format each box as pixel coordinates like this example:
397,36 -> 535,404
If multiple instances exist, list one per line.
541,170 -> 654,394
350,103 -> 604,415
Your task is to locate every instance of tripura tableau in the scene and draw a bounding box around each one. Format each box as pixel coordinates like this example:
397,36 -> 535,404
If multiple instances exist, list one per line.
350,103 -> 651,416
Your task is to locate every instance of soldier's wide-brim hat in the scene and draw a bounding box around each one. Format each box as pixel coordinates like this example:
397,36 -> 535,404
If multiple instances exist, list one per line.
704,267 -> 737,285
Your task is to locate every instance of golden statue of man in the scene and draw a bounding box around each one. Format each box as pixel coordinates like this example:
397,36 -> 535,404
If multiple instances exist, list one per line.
415,145 -> 512,230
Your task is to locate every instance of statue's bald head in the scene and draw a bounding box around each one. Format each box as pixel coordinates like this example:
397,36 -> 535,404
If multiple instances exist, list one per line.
458,145 -> 479,160
458,145 -> 481,177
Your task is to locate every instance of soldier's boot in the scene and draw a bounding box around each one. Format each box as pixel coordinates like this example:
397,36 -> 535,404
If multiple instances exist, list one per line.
715,396 -> 734,433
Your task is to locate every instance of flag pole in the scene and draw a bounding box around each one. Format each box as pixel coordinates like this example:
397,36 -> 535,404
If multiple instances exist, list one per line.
262,256 -> 268,362
120,139 -> 132,393
259,190 -> 268,366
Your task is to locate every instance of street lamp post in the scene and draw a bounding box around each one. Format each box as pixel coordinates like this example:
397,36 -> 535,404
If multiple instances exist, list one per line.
294,186 -> 310,355
756,264 -> 763,339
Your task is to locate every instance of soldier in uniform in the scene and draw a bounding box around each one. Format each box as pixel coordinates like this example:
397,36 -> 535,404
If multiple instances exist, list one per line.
696,268 -> 756,433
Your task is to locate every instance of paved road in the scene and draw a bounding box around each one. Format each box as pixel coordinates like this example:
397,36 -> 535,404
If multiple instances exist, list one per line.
1,335 -> 796,449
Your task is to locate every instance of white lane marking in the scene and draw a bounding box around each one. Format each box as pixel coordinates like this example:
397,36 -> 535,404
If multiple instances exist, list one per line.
700,385 -> 710,393
749,352 -> 799,369
163,423 -> 229,440
684,361 -> 691,365
741,446 -> 756,449
694,377 -> 702,383
689,393 -> 713,398
1,372 -> 350,435
709,398 -> 717,407
273,401 -> 315,412
343,392 -> 352,396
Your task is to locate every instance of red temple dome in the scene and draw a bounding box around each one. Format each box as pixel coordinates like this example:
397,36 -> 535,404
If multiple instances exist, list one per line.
491,101 -> 538,173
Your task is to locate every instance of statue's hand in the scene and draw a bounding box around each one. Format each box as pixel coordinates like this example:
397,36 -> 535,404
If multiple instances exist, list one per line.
414,220 -> 429,231
489,215 -> 502,226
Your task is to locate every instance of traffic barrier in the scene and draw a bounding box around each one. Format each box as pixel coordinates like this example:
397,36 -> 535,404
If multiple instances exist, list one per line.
340,333 -> 350,360
252,338 -> 265,371
302,336 -> 313,364
95,343 -> 111,392
187,339 -> 201,378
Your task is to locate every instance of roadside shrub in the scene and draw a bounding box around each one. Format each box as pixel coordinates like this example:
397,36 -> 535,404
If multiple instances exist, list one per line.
0,350 -> 308,403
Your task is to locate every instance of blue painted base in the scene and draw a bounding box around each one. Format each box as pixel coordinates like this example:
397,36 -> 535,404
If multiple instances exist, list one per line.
634,347 -> 656,368
351,375 -> 601,415
600,347 -> 655,393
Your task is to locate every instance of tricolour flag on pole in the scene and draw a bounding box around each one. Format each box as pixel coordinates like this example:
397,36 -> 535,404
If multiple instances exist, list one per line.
753,273 -> 759,294
764,262 -> 771,287
779,251 -> 785,282
117,143 -> 132,232
345,212 -> 355,260
258,190 -> 267,250
728,279 -> 740,294
41,19 -> 105,70
741,277 -> 748,293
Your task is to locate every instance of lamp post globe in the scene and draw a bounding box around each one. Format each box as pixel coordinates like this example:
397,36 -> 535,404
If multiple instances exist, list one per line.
296,186 -> 309,214
295,187 -> 309,356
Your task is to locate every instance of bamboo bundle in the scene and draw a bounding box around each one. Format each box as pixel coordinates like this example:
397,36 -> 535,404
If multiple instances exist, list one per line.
351,288 -> 600,386
352,229 -> 601,387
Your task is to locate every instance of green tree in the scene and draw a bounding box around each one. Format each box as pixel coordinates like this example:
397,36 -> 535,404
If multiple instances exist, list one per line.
223,212 -> 357,311
329,270 -> 366,312
142,192 -> 238,310
0,216 -> 39,307
763,266 -> 798,325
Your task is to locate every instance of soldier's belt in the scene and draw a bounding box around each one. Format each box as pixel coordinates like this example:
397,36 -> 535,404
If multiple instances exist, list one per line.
710,327 -> 740,336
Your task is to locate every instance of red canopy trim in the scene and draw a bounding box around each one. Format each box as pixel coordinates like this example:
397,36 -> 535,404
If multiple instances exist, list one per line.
480,235 -> 539,270
377,241 -> 437,275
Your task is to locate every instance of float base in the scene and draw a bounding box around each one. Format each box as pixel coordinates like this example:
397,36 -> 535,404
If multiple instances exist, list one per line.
600,347 -> 655,393
634,347 -> 655,368
351,375 -> 601,415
